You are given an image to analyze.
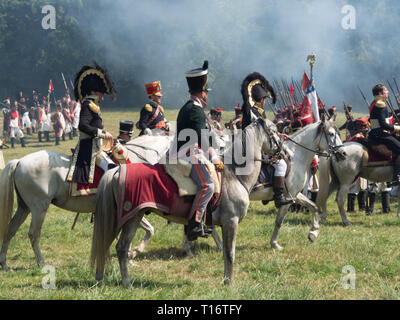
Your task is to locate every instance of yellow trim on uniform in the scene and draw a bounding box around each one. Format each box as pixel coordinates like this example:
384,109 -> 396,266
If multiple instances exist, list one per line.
375,100 -> 386,108
145,104 -> 153,112
88,100 -> 101,114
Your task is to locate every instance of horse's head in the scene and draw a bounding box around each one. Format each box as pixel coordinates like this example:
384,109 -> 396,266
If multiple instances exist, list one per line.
317,114 -> 345,158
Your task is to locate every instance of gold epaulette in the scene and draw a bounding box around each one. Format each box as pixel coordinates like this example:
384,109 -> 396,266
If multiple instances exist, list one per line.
88,100 -> 101,114
375,100 -> 386,108
144,104 -> 153,112
159,105 -> 164,113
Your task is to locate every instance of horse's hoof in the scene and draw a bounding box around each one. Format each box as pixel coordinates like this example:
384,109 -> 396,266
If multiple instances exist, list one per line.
128,250 -> 138,260
0,263 -> 9,271
123,281 -> 133,290
343,221 -> 352,227
223,277 -> 231,285
271,242 -> 283,251
308,232 -> 318,243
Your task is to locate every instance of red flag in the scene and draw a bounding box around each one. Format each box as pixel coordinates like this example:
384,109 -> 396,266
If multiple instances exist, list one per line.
301,72 -> 309,91
290,82 -> 295,99
48,80 -> 54,94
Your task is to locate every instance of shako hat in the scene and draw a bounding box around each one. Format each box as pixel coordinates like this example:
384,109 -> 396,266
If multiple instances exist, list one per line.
119,121 -> 134,136
73,61 -> 116,102
145,81 -> 163,97
185,60 -> 211,93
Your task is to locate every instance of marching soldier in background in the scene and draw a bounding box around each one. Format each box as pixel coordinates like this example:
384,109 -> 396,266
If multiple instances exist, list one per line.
2,98 -> 10,144
29,105 -> 37,134
67,62 -> 117,184
116,121 -> 134,144
225,104 -> 242,134
21,104 -> 32,135
71,100 -> 81,137
339,104 -> 357,141
9,101 -> 26,148
37,101 -> 47,142
208,107 -> 223,131
62,103 -> 73,140
51,104 -> 66,145
137,81 -> 169,136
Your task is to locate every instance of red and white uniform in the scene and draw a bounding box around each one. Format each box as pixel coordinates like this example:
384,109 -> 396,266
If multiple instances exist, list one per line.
9,110 -> 24,138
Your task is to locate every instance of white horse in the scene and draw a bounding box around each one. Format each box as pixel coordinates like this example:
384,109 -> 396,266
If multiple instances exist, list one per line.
0,134 -> 173,270
316,141 -> 400,225
181,118 -> 343,255
91,116 -> 284,287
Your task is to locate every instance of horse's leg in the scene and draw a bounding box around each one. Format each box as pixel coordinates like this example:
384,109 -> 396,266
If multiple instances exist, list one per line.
128,217 -> 154,260
28,209 -> 47,267
296,193 -> 319,242
212,226 -> 223,251
116,212 -> 144,289
182,225 -> 194,258
221,217 -> 239,285
0,204 -> 30,270
337,185 -> 352,226
270,204 -> 290,251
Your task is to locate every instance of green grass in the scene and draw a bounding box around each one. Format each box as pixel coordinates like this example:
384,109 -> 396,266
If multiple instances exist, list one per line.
1,110 -> 399,300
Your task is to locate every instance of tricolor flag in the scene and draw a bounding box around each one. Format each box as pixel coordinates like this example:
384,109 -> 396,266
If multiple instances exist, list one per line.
301,72 -> 310,91
305,72 -> 320,123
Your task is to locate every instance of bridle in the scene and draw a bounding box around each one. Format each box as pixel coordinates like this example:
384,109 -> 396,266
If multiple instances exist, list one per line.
285,122 -> 343,158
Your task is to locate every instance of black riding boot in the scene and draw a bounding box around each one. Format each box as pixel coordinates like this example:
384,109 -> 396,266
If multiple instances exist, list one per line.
366,192 -> 375,216
357,191 -> 366,211
186,215 -> 207,242
273,176 -> 294,208
310,191 -> 318,203
10,137 -> 15,148
382,191 -> 391,214
347,193 -> 356,213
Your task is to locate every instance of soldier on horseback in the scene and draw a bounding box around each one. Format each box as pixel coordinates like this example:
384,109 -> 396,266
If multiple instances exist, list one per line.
241,72 -> 293,208
67,62 -> 117,185
175,60 -> 224,241
368,83 -> 400,185
137,81 -> 169,136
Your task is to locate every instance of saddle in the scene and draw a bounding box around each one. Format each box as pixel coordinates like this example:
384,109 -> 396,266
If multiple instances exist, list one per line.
252,157 -> 291,192
360,138 -> 393,168
163,157 -> 221,197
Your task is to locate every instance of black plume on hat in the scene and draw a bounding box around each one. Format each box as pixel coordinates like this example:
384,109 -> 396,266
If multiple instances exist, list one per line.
73,61 -> 117,102
241,72 -> 276,129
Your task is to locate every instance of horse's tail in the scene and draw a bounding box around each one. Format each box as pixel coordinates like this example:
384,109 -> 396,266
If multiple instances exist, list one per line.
0,159 -> 19,243
90,168 -> 119,274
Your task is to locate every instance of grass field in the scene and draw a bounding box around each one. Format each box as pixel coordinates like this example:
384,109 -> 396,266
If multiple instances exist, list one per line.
1,109 -> 400,300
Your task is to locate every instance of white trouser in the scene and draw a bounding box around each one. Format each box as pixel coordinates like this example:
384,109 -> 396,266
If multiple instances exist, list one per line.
22,115 -> 31,128
272,158 -> 287,177
10,127 -> 24,138
97,150 -> 116,172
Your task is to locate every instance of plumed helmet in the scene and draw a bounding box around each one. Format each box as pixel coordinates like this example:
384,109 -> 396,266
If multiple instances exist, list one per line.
73,61 -> 116,102
241,72 -> 276,129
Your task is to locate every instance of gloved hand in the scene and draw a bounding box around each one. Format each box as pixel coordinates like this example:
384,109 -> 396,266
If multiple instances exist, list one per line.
213,158 -> 224,172
394,125 -> 400,132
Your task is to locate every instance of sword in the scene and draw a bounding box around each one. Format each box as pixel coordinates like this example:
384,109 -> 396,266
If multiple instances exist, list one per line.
357,86 -> 370,109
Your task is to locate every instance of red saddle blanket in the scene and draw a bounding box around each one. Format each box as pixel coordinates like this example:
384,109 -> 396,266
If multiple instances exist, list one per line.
117,163 -> 221,232
69,166 -> 104,197
367,149 -> 392,162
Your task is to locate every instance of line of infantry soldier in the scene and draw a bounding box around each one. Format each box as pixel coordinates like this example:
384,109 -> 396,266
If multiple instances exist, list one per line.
1,90 -> 81,148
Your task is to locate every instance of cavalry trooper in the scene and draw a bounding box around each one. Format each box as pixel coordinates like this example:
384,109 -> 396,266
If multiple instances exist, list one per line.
117,120 -> 134,144
137,81 -> 169,136
175,60 -> 224,241
241,72 -> 293,208
369,83 -> 400,185
67,62 -> 117,185
339,104 -> 356,141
